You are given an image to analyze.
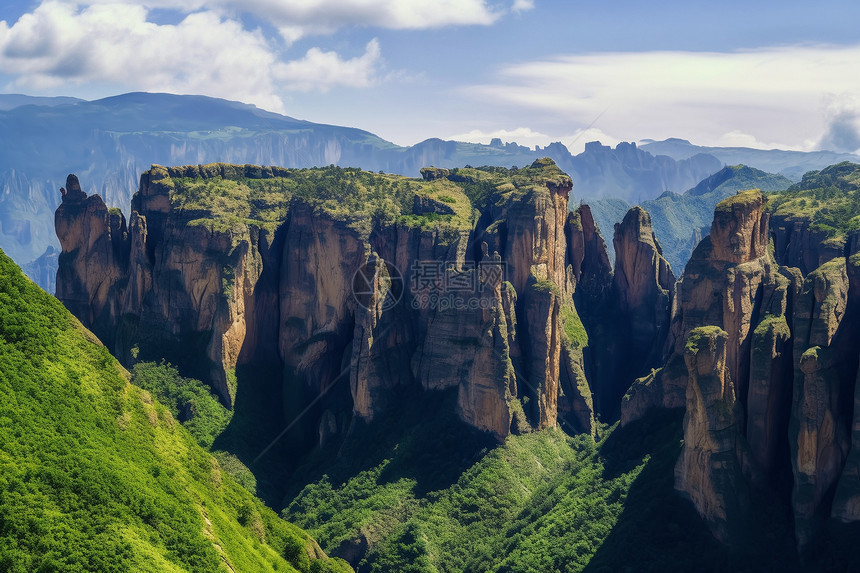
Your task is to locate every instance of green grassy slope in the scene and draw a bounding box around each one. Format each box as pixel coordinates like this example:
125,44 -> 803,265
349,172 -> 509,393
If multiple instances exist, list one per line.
0,249 -> 350,573
287,400 -> 844,572
768,161 -> 860,237
282,389 -> 807,572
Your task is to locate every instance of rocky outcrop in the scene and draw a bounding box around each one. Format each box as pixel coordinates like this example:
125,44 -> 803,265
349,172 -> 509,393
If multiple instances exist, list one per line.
746,312 -> 794,483
709,189 -> 769,264
606,207 -> 675,414
622,186 -> 860,551
831,253 -> 860,522
625,191 -> 793,429
675,326 -> 748,542
57,160 -> 599,443
789,256 -> 860,546
771,213 -> 846,276
625,190 -> 790,532
55,174 -> 129,341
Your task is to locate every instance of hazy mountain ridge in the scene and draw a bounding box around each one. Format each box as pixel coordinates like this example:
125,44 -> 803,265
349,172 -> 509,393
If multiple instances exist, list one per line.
641,137 -> 860,181
6,92 -> 860,293
586,165 -> 794,272
0,92 -> 717,279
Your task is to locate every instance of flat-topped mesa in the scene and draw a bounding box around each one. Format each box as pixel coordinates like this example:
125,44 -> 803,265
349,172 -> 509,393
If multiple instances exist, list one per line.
710,189 -> 769,264
56,160 -> 597,446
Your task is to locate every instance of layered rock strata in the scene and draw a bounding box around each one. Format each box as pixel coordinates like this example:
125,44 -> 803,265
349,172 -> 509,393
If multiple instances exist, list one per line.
56,160 -> 611,442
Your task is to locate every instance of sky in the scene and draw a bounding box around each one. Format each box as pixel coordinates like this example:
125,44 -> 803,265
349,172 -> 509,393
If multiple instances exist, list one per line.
1,0 -> 860,153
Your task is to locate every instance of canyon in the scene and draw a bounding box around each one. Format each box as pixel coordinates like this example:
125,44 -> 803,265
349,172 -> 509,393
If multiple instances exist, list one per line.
56,159 -> 860,556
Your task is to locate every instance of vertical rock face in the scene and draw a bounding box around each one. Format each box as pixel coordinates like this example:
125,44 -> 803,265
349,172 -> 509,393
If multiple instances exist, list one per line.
789,256 -> 859,546
675,326 -> 747,542
832,253 -> 860,522
623,190 -> 793,429
55,174 -> 129,343
770,213 -> 846,276
747,312 -> 793,482
565,206 -> 612,424
56,160 -> 601,443
623,186 -> 860,551
709,190 -> 769,264
605,206 -> 675,414
624,190 -> 789,538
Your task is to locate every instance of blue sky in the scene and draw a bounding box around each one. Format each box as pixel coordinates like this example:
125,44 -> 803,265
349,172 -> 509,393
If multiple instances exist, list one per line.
1,0 -> 859,153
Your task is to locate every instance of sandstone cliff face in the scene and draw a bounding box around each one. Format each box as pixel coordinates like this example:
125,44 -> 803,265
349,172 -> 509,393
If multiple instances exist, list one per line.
55,174 -> 129,343
623,187 -> 860,550
771,213 -> 846,276
624,191 -> 793,428
57,160 -> 601,443
675,326 -> 747,542
831,253 -> 860,522
605,206 -> 675,415
624,191 -> 790,538
789,255 -> 860,546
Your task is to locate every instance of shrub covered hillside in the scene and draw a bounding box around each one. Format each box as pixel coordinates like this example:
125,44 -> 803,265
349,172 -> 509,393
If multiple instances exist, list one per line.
0,249 -> 350,573
282,390 -> 807,572
768,161 -> 860,237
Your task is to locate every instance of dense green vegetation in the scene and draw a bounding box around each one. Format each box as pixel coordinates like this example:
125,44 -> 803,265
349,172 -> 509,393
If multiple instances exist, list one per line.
164,163 -> 475,239
768,161 -> 860,237
162,159 -> 571,240
130,361 -> 232,449
282,392 -> 779,572
0,249 -> 349,572
283,395 -> 841,572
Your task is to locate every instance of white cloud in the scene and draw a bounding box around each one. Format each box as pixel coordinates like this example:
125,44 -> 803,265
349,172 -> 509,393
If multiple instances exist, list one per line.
464,44 -> 860,151
563,128 -> 620,155
511,0 -> 535,13
818,94 -> 860,153
277,39 -> 381,92
0,1 -> 385,110
75,0 -> 504,42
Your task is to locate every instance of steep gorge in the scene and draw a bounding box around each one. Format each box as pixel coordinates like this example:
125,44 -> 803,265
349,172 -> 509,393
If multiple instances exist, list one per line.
55,158 -> 860,561
57,160 -> 663,453
622,187 -> 860,551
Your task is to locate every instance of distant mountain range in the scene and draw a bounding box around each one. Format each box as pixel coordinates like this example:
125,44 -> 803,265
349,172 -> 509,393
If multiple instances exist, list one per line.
3,91 -> 859,291
585,165 -> 795,273
640,138 -> 860,181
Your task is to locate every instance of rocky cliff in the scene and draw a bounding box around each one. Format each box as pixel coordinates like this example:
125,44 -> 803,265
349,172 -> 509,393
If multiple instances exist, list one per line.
620,186 -> 860,551
56,160 -> 630,445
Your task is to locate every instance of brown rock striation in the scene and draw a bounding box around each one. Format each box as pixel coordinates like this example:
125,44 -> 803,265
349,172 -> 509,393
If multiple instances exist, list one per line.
55,174 -> 129,341
606,206 -> 675,416
621,187 -> 860,550
675,326 -> 748,542
56,160 -> 599,444
770,212 -> 846,276
789,254 -> 860,546
831,253 -> 860,522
